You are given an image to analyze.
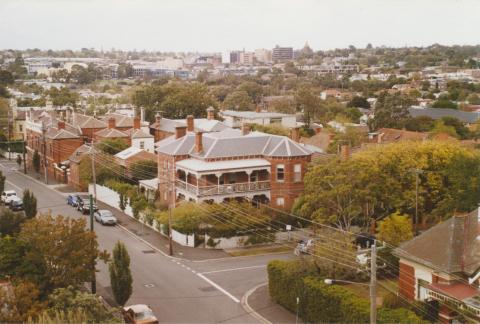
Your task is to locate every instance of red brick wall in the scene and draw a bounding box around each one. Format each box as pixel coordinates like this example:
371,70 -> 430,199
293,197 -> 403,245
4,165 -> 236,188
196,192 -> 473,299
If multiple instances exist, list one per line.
152,129 -> 173,142
399,261 -> 415,300
268,156 -> 310,210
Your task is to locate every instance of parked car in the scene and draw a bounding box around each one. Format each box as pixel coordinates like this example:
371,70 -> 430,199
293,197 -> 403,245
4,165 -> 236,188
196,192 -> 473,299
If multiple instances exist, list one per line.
94,210 -> 117,225
9,197 -> 23,211
67,194 -> 83,207
123,304 -> 158,324
79,201 -> 98,214
1,190 -> 17,204
75,195 -> 91,209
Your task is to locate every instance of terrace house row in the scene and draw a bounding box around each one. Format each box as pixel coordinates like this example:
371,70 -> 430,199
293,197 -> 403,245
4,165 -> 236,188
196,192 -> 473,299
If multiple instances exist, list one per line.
156,125 -> 312,210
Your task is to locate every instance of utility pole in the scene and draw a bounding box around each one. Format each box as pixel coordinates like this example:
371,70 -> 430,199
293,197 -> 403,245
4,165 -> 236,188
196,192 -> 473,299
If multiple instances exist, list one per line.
42,122 -> 48,184
370,242 -> 377,324
22,139 -> 26,174
90,139 -> 97,202
89,194 -> 96,294
7,111 -> 11,161
168,164 -> 174,256
411,168 -> 423,235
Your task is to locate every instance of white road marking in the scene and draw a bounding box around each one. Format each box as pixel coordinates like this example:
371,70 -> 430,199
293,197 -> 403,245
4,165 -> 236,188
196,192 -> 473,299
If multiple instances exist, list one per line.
200,265 -> 266,275
241,283 -> 271,324
197,273 -> 240,303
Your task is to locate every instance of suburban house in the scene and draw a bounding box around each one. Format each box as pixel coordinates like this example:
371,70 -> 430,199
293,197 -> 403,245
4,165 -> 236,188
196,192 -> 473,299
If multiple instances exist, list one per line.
368,128 -> 429,144
25,111 -> 84,182
219,110 -> 297,129
155,125 -> 312,210
394,210 -> 480,323
149,107 -> 229,142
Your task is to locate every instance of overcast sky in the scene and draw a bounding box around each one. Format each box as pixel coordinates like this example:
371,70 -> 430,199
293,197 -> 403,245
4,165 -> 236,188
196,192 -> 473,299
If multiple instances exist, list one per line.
0,0 -> 478,53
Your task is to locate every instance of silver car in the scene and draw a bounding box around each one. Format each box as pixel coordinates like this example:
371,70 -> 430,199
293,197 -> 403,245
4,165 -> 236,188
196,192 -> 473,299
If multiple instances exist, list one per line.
94,210 -> 117,226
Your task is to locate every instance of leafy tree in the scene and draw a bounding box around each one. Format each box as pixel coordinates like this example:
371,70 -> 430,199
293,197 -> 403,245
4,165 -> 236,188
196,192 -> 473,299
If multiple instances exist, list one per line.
18,214 -> 108,293
130,160 -> 158,181
295,85 -> 322,126
237,81 -> 263,103
0,209 -> 26,236
441,116 -> 470,139
377,212 -> 413,246
327,127 -> 366,153
23,189 -> 37,219
0,281 -> 47,322
369,92 -> 416,130
269,98 -> 296,114
429,120 -> 459,138
33,150 -> 41,174
0,70 -> 14,85
131,194 -> 148,220
109,241 -> 133,306
79,154 -> 122,186
467,93 -> 480,105
347,96 -> 370,109
46,286 -> 117,322
404,116 -> 435,132
0,236 -> 28,279
223,90 -> 253,111
46,87 -> 79,107
344,107 -> 363,123
97,138 -> 129,155
432,99 -> 457,109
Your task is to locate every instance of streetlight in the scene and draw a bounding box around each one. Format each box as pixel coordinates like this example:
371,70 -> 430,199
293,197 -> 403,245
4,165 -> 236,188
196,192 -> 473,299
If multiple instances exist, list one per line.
324,278 -> 369,286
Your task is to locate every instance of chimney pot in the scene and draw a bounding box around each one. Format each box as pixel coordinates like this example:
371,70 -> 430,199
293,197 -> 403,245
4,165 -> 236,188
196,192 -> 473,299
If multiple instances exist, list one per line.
290,127 -> 300,142
58,121 -> 65,130
207,107 -> 215,120
175,125 -> 187,139
241,123 -> 251,136
133,116 -> 141,130
186,115 -> 194,132
108,117 -> 116,129
195,132 -> 203,153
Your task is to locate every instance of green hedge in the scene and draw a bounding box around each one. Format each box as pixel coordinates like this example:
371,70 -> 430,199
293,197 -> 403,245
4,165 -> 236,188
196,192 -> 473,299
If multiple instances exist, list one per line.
267,260 -> 427,324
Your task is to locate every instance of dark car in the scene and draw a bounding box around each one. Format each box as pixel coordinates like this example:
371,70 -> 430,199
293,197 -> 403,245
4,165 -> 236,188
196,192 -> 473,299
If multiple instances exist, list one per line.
9,197 -> 23,211
75,195 -> 90,209
79,201 -> 98,214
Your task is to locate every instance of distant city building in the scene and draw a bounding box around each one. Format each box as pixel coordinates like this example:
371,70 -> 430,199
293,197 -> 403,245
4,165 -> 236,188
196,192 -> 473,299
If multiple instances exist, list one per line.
254,49 -> 272,63
229,51 -> 242,64
272,45 -> 293,61
239,52 -> 255,65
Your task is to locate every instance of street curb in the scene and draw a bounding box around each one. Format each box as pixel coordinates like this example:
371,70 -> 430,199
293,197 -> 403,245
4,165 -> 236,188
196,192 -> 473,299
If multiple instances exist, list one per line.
191,251 -> 291,263
241,282 -> 272,324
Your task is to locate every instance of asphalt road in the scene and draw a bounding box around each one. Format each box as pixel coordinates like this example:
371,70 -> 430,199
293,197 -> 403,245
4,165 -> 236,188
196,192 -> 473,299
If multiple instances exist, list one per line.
0,160 -> 295,324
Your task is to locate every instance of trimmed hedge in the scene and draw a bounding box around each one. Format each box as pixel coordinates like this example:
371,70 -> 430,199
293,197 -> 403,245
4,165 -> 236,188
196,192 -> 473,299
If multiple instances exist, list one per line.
267,260 -> 427,324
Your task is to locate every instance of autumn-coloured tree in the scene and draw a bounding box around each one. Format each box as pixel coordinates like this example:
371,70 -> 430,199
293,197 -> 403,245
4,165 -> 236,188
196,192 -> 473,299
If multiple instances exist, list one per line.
377,212 -> 413,246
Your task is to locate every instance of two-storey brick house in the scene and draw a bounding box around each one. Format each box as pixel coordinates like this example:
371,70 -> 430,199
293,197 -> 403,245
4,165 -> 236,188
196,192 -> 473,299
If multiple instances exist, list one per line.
394,210 -> 480,323
156,126 -> 312,210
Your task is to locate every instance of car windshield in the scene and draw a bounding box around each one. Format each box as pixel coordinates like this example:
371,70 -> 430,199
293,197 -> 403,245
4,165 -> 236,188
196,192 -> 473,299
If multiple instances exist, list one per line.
101,211 -> 113,217
135,310 -> 154,320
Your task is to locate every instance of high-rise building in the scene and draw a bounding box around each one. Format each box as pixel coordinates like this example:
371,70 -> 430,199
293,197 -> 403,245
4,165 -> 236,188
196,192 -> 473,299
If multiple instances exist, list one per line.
239,51 -> 255,65
229,50 -> 242,64
272,45 -> 293,61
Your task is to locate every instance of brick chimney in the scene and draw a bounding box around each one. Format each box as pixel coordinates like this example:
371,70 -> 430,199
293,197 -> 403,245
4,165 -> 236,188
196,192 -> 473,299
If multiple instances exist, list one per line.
133,116 -> 141,130
241,123 -> 251,136
108,117 -> 116,129
58,121 -> 65,130
207,106 -> 215,120
155,112 -> 162,124
186,115 -> 194,132
175,125 -> 187,139
340,145 -> 350,160
195,132 -> 203,153
290,127 -> 300,142
315,127 -> 322,134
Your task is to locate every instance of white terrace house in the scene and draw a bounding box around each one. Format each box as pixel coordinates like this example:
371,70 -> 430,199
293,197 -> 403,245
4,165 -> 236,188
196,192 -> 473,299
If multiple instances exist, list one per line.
219,110 -> 298,129
156,127 -> 312,209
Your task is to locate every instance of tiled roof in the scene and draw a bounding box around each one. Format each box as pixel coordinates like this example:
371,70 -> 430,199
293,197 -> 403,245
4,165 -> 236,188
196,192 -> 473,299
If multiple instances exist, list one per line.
151,117 -> 229,133
300,131 -> 331,152
377,128 -> 428,142
156,129 -> 312,158
68,144 -> 96,163
95,128 -> 129,138
130,128 -> 154,139
73,113 -> 108,128
101,113 -> 135,128
45,127 -> 80,140
394,210 -> 480,276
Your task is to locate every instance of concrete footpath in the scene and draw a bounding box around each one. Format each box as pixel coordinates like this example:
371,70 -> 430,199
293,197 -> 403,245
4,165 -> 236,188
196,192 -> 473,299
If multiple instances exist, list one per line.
247,284 -> 298,324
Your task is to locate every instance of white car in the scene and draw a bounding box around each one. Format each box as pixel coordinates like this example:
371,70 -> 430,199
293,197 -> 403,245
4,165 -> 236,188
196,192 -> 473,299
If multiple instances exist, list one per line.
94,210 -> 117,225
123,304 -> 158,324
1,190 -> 17,204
